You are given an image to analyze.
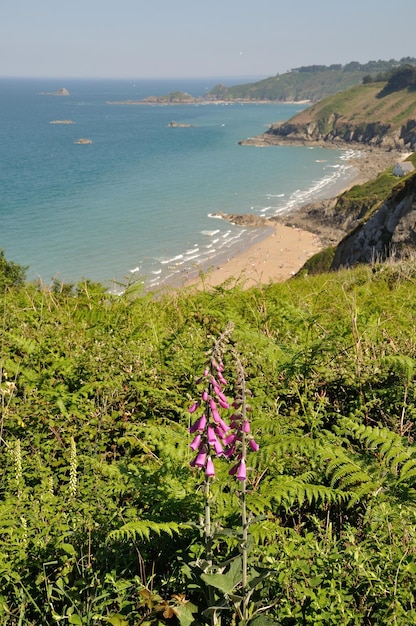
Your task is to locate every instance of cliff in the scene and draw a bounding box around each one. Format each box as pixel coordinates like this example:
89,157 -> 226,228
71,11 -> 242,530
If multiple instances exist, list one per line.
285,155 -> 416,276
331,170 -> 416,269
241,80 -> 416,151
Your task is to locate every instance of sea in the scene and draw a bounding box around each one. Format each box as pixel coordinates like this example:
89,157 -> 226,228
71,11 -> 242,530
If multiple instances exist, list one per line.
0,77 -> 359,291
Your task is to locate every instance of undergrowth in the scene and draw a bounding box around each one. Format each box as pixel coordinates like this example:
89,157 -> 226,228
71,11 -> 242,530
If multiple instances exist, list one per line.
1,258 -> 416,624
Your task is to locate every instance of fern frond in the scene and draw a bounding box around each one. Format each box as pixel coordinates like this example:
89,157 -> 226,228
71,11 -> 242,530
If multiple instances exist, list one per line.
107,520 -> 189,543
249,520 -> 280,544
397,458 -> 416,484
268,475 -> 349,508
322,445 -> 374,492
339,417 -> 416,478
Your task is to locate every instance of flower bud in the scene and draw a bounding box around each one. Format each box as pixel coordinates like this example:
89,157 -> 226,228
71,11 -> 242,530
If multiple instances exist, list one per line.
229,462 -> 238,475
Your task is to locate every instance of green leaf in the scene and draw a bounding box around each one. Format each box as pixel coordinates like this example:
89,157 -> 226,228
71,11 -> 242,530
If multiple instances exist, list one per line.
60,542 -> 76,556
176,603 -> 197,626
250,616 -> 279,626
105,616 -> 129,626
200,572 -> 237,595
68,616 -> 83,625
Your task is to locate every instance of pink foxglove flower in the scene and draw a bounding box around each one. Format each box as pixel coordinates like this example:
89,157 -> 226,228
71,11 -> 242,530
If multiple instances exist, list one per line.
217,397 -> 230,410
249,439 -> 259,452
207,426 -> 218,445
224,433 -> 236,446
194,450 -> 207,467
190,434 -> 202,451
212,407 -> 221,422
236,459 -> 247,481
189,413 -> 207,434
205,456 -> 215,477
215,425 -> 226,439
213,440 -> 224,456
224,445 -> 235,459
217,373 -> 227,386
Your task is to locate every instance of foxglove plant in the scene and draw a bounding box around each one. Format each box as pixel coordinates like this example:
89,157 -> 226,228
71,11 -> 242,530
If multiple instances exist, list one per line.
187,327 -> 259,625
188,330 -> 233,478
187,324 -> 234,625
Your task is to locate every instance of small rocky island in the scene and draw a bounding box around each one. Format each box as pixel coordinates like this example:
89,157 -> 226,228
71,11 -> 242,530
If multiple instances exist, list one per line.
167,121 -> 193,128
74,138 -> 92,144
40,87 -> 70,96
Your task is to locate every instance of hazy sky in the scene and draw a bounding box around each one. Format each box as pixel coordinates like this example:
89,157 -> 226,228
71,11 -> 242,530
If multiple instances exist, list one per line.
2,0 -> 415,79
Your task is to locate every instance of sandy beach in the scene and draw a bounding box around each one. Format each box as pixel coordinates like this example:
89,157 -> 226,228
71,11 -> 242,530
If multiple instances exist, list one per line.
185,147 -> 410,290
186,225 -> 322,289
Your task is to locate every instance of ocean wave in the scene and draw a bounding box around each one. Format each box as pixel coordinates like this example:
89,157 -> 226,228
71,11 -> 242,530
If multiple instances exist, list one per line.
201,229 -> 220,236
160,254 -> 184,264
270,162 -> 354,216
339,149 -> 362,161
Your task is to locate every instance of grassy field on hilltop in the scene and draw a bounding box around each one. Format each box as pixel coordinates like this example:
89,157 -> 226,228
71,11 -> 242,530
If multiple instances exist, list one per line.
290,82 -> 416,129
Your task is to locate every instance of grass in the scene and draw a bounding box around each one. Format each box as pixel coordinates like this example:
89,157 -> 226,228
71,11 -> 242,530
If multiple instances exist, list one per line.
288,82 -> 416,131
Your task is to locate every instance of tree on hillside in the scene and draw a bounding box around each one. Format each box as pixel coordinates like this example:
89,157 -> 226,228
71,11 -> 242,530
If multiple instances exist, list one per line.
379,64 -> 416,96
0,249 -> 27,288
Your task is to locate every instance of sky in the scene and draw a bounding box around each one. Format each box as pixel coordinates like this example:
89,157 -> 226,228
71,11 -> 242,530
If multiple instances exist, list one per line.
1,0 -> 416,80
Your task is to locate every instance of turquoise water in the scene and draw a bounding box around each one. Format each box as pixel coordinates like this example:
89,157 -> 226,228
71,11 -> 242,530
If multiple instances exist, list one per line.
0,78 -> 357,289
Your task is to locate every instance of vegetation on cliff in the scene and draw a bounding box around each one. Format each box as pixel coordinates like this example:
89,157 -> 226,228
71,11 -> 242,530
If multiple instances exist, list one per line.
2,249 -> 416,623
262,69 -> 416,150
209,58 -> 416,103
292,153 -> 416,276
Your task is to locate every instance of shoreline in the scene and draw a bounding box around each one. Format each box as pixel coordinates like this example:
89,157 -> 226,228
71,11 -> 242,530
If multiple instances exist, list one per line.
181,145 -> 411,291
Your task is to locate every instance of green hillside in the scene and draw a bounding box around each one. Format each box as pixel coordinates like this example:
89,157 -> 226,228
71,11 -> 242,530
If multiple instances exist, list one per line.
209,69 -> 364,102
286,81 -> 416,130
209,58 -> 416,103
2,254 -> 416,623
260,68 -> 416,151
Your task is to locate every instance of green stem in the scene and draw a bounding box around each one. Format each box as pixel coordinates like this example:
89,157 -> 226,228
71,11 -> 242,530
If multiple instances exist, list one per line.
241,386 -> 248,622
205,475 -> 220,626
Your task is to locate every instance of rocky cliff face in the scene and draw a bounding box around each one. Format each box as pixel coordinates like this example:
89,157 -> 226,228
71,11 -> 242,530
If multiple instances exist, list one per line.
331,174 -> 416,269
266,118 -> 416,151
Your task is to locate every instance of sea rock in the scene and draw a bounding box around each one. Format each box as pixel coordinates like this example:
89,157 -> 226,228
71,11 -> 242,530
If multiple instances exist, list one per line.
212,212 -> 269,227
74,138 -> 92,144
168,121 -> 193,128
54,88 -> 70,96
